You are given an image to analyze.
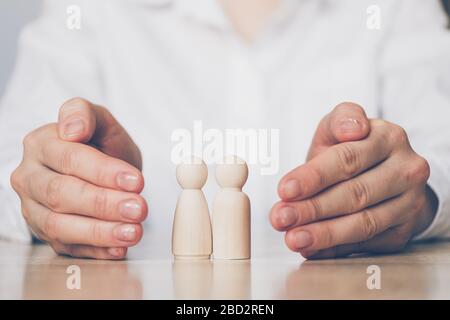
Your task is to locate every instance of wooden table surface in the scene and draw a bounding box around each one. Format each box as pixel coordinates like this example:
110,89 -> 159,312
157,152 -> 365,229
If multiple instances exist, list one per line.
1,224 -> 450,300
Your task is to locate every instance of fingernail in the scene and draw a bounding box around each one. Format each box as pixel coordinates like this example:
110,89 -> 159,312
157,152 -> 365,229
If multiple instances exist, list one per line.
115,225 -> 137,241
340,118 -> 362,133
63,118 -> 85,138
119,199 -> 142,220
117,172 -> 139,191
281,179 -> 302,199
278,206 -> 297,228
294,231 -> 313,249
107,247 -> 125,257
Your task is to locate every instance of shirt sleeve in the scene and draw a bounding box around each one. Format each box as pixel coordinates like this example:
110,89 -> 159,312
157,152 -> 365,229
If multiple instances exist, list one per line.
379,0 -> 450,240
0,0 -> 104,242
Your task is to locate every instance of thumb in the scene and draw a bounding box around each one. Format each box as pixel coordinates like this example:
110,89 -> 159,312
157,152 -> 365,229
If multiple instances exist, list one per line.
58,98 -> 142,169
307,102 -> 370,160
58,97 -> 98,143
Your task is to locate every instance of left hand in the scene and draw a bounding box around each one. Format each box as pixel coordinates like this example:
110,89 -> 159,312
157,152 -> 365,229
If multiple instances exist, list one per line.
270,102 -> 438,259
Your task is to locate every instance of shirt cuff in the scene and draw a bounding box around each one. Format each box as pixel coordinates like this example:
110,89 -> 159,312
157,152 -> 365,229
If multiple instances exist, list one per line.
413,154 -> 450,241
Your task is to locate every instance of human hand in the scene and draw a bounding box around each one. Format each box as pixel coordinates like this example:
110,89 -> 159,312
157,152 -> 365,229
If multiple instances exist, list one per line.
11,98 -> 148,259
270,103 -> 437,259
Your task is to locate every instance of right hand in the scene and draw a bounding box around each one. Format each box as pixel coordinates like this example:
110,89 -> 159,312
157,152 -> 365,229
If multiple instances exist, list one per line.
10,98 -> 148,259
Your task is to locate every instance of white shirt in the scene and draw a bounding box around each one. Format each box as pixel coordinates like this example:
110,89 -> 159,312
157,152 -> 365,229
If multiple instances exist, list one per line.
1,0 -> 450,244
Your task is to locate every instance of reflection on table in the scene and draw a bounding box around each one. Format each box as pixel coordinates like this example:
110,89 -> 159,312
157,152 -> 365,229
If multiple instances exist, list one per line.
0,227 -> 449,299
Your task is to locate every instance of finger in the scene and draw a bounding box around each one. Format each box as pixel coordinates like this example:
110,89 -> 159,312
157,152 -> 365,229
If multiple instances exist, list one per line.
25,166 -> 147,222
271,153 -> 419,230
307,102 -> 370,159
58,98 -> 98,143
301,224 -> 412,259
38,136 -> 144,192
52,242 -> 128,260
283,193 -> 414,253
26,199 -> 143,247
58,98 -> 142,169
278,123 -> 392,201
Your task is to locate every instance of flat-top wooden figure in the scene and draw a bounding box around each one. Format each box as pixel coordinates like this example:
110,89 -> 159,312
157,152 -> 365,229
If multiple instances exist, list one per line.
212,156 -> 251,260
172,157 -> 212,260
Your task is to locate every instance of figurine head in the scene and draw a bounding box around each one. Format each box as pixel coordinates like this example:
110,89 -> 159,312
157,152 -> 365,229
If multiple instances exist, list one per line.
215,155 -> 248,189
176,156 -> 208,189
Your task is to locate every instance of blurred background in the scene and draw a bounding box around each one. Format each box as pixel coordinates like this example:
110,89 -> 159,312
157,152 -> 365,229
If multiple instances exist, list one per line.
0,0 -> 41,96
1,1 -> 448,97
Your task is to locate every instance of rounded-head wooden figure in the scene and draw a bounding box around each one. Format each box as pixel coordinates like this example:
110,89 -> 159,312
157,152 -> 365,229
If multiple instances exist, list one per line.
213,155 -> 251,260
172,156 -> 212,260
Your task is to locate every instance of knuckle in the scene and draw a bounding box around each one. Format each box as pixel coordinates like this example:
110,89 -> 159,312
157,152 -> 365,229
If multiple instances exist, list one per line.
23,124 -> 56,150
93,188 -> 109,219
337,144 -> 361,177
375,124 -> 392,146
348,180 -> 371,210
323,223 -> 335,248
43,213 -> 59,241
22,131 -> 38,150
405,156 -> 430,185
88,222 -> 104,244
306,197 -> 323,221
95,162 -> 110,186
359,210 -> 379,239
389,125 -> 408,145
46,176 -> 64,211
10,167 -> 24,192
59,147 -> 78,174
309,164 -> 326,190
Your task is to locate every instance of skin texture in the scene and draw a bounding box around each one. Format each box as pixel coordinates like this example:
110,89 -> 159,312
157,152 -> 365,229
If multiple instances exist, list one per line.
10,99 -> 437,260
270,102 -> 438,259
10,98 -> 148,260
